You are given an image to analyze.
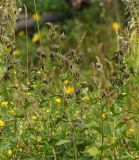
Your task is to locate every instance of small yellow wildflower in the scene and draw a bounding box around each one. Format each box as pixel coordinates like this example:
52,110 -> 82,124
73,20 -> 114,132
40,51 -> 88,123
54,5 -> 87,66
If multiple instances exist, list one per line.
7,149 -> 12,156
82,95 -> 89,101
32,116 -> 38,121
128,128 -> 135,133
18,31 -> 25,36
1,101 -> 8,107
112,22 -> 120,31
32,13 -> 41,21
55,98 -> 61,104
64,80 -> 70,85
0,120 -> 5,127
13,49 -> 21,56
64,85 -> 74,95
32,33 -> 40,43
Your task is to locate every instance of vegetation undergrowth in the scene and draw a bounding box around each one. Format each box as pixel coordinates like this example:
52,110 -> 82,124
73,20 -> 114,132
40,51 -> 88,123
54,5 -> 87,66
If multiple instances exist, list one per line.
0,0 -> 139,159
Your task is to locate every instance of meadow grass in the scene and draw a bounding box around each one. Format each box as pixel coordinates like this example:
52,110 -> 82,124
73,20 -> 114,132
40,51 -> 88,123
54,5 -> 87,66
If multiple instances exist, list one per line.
0,0 -> 139,159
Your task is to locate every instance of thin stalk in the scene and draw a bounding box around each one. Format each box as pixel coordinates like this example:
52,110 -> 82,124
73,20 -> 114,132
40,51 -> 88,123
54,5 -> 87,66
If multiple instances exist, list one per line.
99,115 -> 104,160
67,114 -> 78,160
24,5 -> 29,78
53,147 -> 57,160
72,127 -> 78,160
33,0 -> 44,67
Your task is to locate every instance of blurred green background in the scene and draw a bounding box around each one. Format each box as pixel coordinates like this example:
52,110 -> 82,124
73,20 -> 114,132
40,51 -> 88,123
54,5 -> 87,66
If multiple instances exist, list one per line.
16,0 -> 125,74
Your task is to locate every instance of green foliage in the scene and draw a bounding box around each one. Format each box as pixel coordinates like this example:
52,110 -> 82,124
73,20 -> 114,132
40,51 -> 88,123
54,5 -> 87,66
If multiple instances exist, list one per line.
17,0 -> 69,13
0,0 -> 139,159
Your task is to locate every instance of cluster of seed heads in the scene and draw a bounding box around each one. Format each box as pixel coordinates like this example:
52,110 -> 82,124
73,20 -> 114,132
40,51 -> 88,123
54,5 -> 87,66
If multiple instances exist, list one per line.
48,24 -> 82,82
110,48 -> 129,86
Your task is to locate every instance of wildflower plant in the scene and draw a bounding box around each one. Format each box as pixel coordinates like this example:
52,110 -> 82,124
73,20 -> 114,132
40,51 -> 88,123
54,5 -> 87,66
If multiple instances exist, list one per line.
0,0 -> 139,159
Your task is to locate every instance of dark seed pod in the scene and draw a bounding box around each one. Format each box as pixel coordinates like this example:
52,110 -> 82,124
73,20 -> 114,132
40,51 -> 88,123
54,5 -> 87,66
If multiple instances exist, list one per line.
115,79 -> 123,85
74,72 -> 80,81
75,89 -> 80,97
123,72 -> 129,79
50,52 -> 55,61
41,53 -> 46,58
3,71 -> 10,80
41,89 -> 48,95
42,79 -> 49,84
112,72 -> 117,77
81,81 -> 88,88
64,99 -> 68,107
111,51 -> 119,62
7,64 -> 13,70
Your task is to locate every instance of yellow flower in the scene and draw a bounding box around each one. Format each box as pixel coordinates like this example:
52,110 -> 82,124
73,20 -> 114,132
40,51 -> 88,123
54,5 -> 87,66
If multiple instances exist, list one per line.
7,149 -> 12,156
32,13 -> 41,21
32,33 -> 40,43
64,85 -> 74,94
55,98 -> 61,104
32,116 -> 38,121
1,101 -> 8,107
13,49 -> 21,56
128,128 -> 135,133
0,120 -> 5,127
18,31 -> 25,36
64,80 -> 70,85
112,22 -> 120,31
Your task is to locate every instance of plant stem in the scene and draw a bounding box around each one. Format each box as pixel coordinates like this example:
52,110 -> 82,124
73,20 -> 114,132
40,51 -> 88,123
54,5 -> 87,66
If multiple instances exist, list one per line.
53,147 -> 57,160
99,116 -> 104,160
67,114 -> 78,160
72,127 -> 78,160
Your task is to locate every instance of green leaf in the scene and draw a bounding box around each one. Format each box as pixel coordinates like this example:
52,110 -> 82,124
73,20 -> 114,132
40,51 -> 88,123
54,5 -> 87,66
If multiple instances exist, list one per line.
85,147 -> 100,157
77,142 -> 92,151
116,121 -> 126,129
55,139 -> 70,146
